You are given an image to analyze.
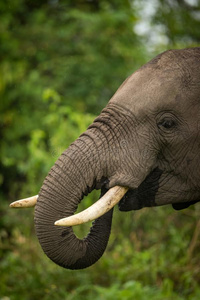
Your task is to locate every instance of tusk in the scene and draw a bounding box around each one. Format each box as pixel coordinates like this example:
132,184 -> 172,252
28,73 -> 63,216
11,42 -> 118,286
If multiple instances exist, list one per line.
10,195 -> 38,208
54,186 -> 128,226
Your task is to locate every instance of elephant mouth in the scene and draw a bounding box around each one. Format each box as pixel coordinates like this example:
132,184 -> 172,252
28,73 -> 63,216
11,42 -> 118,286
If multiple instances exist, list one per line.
118,167 -> 163,211
52,168 -> 163,226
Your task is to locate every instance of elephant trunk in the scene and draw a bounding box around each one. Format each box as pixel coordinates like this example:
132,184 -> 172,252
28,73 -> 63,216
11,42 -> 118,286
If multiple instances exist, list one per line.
34,129 -> 112,270
34,105 -> 156,269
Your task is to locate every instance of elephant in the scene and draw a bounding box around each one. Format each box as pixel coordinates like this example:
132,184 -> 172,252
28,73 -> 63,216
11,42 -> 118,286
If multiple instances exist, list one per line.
10,47 -> 200,270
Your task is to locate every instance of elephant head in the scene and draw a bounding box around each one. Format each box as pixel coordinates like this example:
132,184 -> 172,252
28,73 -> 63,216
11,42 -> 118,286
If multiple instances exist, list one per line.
11,47 -> 200,270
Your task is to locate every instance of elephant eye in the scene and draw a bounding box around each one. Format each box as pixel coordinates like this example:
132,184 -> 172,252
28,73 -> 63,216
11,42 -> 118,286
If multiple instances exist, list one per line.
157,117 -> 177,131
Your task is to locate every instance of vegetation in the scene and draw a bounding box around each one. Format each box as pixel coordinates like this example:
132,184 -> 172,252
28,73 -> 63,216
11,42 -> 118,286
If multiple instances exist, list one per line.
1,0 -> 200,299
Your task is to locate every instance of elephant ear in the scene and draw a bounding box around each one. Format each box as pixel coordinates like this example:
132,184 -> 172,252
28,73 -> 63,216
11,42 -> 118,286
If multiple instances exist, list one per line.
172,201 -> 199,210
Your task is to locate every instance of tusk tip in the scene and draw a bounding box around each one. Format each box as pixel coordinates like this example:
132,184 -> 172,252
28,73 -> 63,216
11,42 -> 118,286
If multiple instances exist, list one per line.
54,220 -> 63,226
54,220 -> 68,226
54,216 -> 75,226
9,195 -> 38,208
10,201 -> 23,208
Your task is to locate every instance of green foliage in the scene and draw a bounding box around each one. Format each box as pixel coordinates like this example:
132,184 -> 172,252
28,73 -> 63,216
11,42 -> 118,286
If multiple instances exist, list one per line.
0,0 -> 146,199
0,0 -> 145,114
1,0 -> 200,299
153,0 -> 200,45
135,0 -> 200,54
1,204 -> 200,299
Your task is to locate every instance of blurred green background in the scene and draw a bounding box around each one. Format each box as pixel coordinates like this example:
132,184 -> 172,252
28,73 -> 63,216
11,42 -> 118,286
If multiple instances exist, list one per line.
1,0 -> 200,299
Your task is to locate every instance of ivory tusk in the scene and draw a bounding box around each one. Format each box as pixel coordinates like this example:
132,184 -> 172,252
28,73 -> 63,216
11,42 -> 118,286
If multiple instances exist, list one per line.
54,186 -> 128,226
10,195 -> 38,208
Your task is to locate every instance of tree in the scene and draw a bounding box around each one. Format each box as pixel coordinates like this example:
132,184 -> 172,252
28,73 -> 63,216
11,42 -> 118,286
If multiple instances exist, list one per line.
0,0 -> 147,202
152,0 -> 200,47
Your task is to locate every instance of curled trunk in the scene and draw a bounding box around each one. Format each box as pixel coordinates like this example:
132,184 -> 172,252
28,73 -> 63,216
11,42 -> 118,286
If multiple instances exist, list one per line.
34,128 -> 113,269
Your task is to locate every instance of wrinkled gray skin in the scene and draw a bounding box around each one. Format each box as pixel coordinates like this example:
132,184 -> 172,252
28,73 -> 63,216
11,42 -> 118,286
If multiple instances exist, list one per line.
35,48 -> 200,270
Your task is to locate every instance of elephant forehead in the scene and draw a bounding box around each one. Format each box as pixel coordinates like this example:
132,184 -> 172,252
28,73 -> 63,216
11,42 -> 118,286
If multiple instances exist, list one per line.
110,67 -> 182,114
110,48 -> 200,115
